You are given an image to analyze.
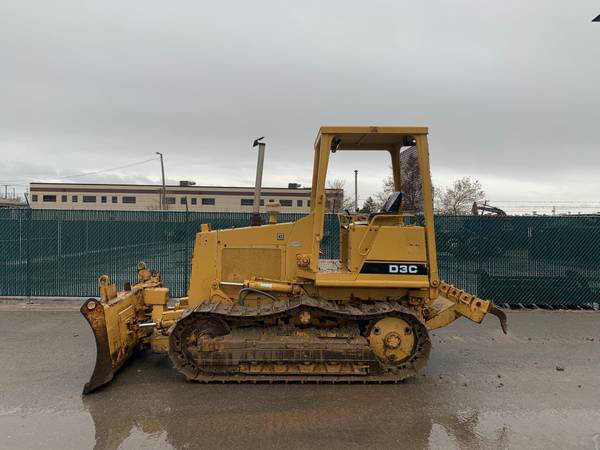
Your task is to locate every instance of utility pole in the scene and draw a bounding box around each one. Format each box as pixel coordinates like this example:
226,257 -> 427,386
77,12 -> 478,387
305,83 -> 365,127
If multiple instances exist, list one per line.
3,185 -> 7,199
251,137 -> 266,226
156,152 -> 166,210
354,170 -> 358,212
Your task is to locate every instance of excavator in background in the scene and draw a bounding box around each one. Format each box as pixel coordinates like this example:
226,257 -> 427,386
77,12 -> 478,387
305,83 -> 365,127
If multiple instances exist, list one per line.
472,202 -> 507,217
81,126 -> 506,393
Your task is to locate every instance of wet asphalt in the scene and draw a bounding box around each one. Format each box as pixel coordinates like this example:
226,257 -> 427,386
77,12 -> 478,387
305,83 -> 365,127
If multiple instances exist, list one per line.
0,302 -> 599,450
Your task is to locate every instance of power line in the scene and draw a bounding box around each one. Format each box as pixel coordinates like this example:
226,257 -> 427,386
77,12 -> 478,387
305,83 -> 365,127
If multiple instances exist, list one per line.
0,157 -> 159,185
43,157 -> 159,180
490,200 -> 600,204
492,203 -> 600,206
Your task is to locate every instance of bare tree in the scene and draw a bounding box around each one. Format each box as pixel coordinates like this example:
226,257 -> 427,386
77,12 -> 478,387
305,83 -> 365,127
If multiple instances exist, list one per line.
399,153 -> 423,212
374,180 -> 391,210
327,178 -> 355,212
375,152 -> 423,212
436,177 -> 485,215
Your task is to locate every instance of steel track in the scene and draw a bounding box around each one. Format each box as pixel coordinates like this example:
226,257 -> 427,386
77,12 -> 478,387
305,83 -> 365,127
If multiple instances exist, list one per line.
169,296 -> 431,384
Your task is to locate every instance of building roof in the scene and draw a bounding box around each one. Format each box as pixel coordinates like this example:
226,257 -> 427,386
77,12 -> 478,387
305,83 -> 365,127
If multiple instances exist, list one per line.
29,182 -> 342,197
29,182 -> 340,191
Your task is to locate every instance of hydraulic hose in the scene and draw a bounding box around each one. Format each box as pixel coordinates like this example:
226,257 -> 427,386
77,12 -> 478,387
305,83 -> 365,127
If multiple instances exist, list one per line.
238,287 -> 278,305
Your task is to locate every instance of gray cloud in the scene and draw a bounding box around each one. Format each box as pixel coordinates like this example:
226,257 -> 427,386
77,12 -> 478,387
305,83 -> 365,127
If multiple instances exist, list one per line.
1,0 -> 599,213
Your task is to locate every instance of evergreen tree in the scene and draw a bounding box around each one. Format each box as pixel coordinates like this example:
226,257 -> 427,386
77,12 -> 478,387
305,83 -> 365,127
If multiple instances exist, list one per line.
360,196 -> 378,214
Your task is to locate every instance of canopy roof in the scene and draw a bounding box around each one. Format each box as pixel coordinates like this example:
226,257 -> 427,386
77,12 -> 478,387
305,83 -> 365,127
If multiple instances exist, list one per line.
315,126 -> 428,151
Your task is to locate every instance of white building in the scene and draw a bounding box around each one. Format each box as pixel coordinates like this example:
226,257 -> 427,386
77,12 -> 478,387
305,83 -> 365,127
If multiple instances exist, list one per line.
29,182 -> 344,213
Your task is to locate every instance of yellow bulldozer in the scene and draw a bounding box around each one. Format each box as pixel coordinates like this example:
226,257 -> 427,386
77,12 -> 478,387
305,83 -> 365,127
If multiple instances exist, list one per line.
81,126 -> 506,393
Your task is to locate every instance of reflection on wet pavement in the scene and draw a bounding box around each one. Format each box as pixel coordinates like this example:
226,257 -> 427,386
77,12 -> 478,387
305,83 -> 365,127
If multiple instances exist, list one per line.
83,366 -> 495,450
1,309 -> 599,449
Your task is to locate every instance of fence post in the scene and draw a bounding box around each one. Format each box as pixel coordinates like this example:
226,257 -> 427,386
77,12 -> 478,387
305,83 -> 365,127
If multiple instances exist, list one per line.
25,208 -> 31,299
184,210 -> 190,295
478,213 -> 484,296
57,214 -> 62,294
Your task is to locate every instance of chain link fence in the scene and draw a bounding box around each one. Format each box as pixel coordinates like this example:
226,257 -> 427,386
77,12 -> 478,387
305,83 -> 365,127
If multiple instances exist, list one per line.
436,215 -> 600,306
0,209 -> 338,298
1,208 -> 599,306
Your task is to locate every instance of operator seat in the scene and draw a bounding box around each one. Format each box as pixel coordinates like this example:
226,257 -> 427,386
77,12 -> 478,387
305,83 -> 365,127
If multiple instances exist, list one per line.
371,192 -> 402,217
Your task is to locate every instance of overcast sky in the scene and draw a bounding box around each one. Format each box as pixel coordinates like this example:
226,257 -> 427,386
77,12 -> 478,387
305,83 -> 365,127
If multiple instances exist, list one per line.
1,1 -> 599,213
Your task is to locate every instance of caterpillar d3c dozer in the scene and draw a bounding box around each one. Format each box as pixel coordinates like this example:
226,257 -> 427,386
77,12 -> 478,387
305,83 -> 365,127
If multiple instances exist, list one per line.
81,126 -> 507,393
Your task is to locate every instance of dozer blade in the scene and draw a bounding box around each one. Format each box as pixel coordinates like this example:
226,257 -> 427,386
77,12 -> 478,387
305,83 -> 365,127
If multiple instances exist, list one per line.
81,264 -> 166,394
81,298 -> 118,394
81,296 -> 142,394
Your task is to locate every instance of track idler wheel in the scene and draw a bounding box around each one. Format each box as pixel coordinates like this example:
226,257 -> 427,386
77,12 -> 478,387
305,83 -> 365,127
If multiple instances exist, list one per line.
168,315 -> 230,380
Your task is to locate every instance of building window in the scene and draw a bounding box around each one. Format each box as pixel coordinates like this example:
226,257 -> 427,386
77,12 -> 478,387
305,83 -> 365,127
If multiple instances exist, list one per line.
101,196 -> 107,203
31,194 -> 38,202
202,198 -> 215,205
297,200 -> 303,207
61,195 -> 67,202
307,200 -> 310,207
112,196 -> 118,203
280,199 -> 292,207
180,197 -> 187,205
43,195 -> 56,202
239,198 -> 264,206
191,198 -> 197,205
166,197 -> 176,205
83,196 -> 96,203
122,196 -> 136,204
72,195 -> 78,203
